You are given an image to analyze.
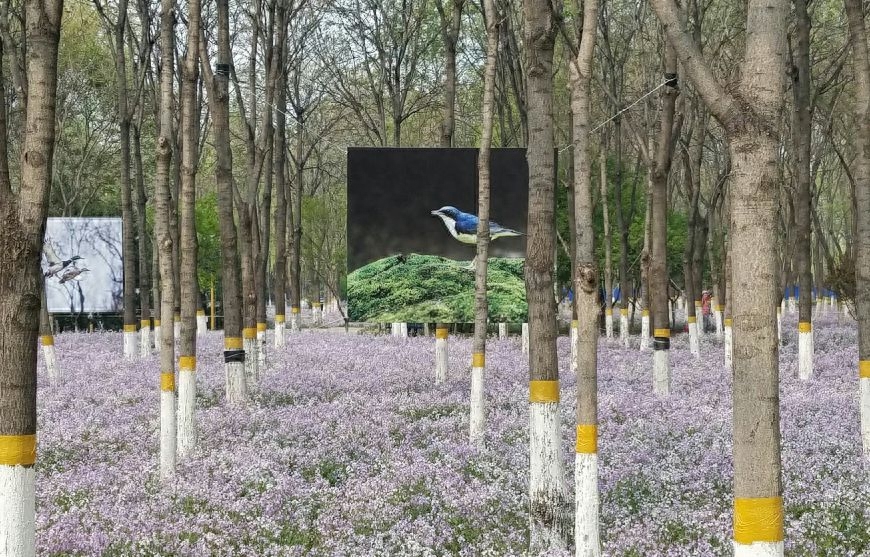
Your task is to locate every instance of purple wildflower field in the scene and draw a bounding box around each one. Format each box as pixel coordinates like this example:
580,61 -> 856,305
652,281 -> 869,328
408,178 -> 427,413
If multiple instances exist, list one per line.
35,311 -> 869,556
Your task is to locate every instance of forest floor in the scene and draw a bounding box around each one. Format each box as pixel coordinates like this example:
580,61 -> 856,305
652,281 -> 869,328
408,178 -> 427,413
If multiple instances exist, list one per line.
35,310 -> 868,556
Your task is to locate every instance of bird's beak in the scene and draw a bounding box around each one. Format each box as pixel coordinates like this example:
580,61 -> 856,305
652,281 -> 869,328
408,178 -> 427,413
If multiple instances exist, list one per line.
430,210 -> 441,217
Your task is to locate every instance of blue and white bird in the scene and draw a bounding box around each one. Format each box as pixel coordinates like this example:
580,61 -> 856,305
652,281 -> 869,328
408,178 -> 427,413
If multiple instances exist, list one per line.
430,206 -> 523,244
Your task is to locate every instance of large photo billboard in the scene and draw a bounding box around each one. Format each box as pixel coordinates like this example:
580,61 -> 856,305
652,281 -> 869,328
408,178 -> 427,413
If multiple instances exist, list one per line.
347,148 -> 528,323
43,217 -> 123,314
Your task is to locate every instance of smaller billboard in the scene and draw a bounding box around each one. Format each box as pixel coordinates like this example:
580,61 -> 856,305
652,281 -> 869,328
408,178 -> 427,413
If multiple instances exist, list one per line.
44,217 -> 123,313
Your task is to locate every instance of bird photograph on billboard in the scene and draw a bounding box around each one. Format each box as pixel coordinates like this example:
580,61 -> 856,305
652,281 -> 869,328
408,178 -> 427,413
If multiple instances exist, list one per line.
43,217 -> 123,314
347,148 -> 528,323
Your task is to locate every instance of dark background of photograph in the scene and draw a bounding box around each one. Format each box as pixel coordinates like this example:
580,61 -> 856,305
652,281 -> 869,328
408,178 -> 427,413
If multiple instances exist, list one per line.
347,148 -> 529,271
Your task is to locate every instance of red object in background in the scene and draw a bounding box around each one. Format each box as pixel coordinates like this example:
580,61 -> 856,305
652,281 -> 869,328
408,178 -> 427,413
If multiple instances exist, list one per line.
701,291 -> 712,315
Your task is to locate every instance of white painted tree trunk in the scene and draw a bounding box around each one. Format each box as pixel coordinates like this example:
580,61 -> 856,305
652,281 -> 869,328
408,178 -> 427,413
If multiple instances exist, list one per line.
160,384 -> 176,480
498,322 -> 507,338
695,303 -> 705,336
522,323 -> 529,354
123,330 -> 138,360
776,309 -> 782,344
570,321 -> 578,373
290,310 -> 300,332
174,318 -> 181,340
733,541 -> 784,557
435,330 -> 448,384
574,452 -> 600,557
42,336 -> 60,384
529,401 -> 570,551
798,326 -> 813,380
653,349 -> 670,396
400,322 -> 408,337
0,464 -> 36,557
604,310 -> 613,338
257,326 -> 267,370
789,294 -> 796,314
469,364 -> 484,445
715,307 -> 724,338
640,313 -> 650,351
860,371 -> 870,458
177,359 -> 196,459
154,324 -> 161,353
688,320 -> 700,358
196,311 -> 207,334
244,336 -> 259,384
620,310 -> 629,347
724,323 -> 733,371
225,361 -> 247,405
274,317 -> 285,347
140,323 -> 151,357
780,298 -> 786,316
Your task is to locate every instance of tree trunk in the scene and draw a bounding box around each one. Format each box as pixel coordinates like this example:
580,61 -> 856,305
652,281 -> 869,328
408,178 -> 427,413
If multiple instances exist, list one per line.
438,0 -> 464,147
600,145 -> 613,339
290,115 -> 304,332
202,0 -> 246,404
273,64 -> 288,346
133,122 -> 152,356
844,0 -> 870,459
651,0 -> 789,554
682,113 -> 704,358
792,0 -> 814,380
614,122 -> 630,345
639,176 -> 652,350
0,3 -> 63,552
650,45 -> 678,396
177,0 -> 201,460
40,288 -> 59,384
523,0 -> 570,549
155,0 -> 177,481
569,0 -> 601,550
109,0 -> 139,360
470,0 -> 498,445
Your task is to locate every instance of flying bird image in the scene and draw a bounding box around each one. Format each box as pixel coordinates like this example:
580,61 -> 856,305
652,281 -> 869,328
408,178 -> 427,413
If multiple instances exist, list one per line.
430,206 -> 523,244
58,266 -> 90,284
43,242 -> 83,278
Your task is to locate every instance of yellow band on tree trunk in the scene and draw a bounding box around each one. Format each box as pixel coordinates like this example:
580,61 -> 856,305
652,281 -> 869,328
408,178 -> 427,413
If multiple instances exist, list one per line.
196,310 -> 205,316
291,307 -> 300,314
257,323 -> 267,332
859,360 -> 870,379
798,321 -> 812,333
642,309 -> 649,317
275,314 -> 285,323
725,318 -> 733,327
472,352 -> 485,367
154,319 -> 161,326
41,335 -> 54,346
0,434 -> 36,466
620,309 -> 628,316
179,356 -> 196,371
160,372 -> 175,392
605,309 -> 612,316
653,328 -> 670,338
225,337 -> 243,349
123,324 -> 137,333
733,497 -> 784,544
243,327 -> 257,339
575,424 -> 597,454
687,316 -> 696,324
529,380 -> 559,403
141,320 -> 151,328
435,328 -> 448,339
